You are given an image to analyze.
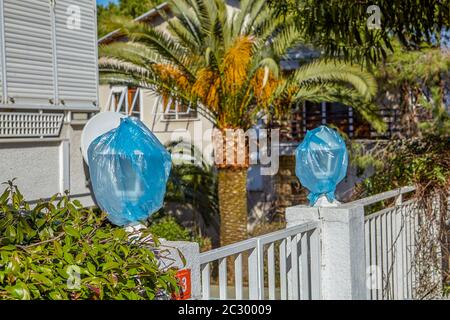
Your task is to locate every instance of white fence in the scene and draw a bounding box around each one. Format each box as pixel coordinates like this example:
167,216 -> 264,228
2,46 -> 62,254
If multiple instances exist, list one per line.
191,186 -> 445,300
359,187 -> 418,300
199,222 -> 321,300
359,187 -> 443,300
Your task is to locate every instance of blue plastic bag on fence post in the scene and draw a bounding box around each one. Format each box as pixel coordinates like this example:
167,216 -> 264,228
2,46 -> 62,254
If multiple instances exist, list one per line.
295,125 -> 348,206
88,117 -> 172,226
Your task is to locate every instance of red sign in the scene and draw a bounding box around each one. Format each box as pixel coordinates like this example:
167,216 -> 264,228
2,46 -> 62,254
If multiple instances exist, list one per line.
172,269 -> 191,300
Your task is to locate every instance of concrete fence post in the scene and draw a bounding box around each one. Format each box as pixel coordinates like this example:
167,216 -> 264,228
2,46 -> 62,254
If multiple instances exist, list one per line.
158,240 -> 201,300
286,204 -> 367,300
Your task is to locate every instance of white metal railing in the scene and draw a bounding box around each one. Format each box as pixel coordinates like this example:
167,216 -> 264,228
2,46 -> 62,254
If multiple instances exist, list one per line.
357,186 -> 421,300
199,222 -> 321,300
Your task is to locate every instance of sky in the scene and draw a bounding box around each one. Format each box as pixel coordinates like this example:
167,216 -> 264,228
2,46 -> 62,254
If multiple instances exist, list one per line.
97,0 -> 118,5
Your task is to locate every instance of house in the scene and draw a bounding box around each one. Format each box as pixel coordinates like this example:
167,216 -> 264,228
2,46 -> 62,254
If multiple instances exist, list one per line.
98,2 -> 222,167
99,2 -> 439,233
0,0 -> 98,205
97,2 -> 401,227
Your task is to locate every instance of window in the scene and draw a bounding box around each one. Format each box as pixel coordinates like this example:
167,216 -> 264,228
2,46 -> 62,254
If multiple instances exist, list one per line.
110,87 -> 126,113
326,102 -> 351,135
107,86 -> 142,120
157,96 -> 198,121
128,87 -> 141,118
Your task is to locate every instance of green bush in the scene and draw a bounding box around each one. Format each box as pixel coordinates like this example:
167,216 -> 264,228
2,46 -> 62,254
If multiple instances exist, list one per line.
149,216 -> 191,242
149,216 -> 212,252
0,181 -> 179,300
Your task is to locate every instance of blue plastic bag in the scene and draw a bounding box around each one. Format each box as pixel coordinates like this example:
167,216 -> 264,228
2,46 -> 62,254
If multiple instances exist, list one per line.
88,117 -> 172,226
295,126 -> 348,206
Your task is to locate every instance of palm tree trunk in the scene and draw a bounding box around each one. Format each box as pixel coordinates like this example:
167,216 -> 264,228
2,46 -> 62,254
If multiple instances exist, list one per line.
217,168 -> 248,246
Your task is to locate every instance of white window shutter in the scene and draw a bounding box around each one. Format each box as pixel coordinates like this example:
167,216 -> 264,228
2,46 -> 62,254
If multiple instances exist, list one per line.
54,0 -> 98,109
0,1 -> 3,103
3,0 -> 55,106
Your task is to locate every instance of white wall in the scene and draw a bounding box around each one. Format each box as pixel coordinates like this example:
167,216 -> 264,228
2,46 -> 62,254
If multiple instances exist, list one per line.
0,118 -> 94,206
0,141 -> 60,199
99,84 -> 216,165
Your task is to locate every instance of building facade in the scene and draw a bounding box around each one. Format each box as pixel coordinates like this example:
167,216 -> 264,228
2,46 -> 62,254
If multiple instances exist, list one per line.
97,2 -> 386,229
98,2 -> 439,231
0,0 -> 98,205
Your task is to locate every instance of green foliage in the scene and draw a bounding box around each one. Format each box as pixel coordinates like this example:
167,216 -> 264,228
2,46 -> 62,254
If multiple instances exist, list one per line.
269,0 -> 449,66
349,142 -> 384,177
418,86 -> 450,137
369,41 -> 449,138
117,0 -> 160,17
97,3 -> 122,37
355,135 -> 450,197
333,127 -> 384,177
149,216 -> 191,242
165,141 -> 219,229
97,0 -> 164,37
353,135 -> 450,287
0,181 -> 179,300
350,43 -> 449,194
149,216 -> 212,252
158,141 -> 217,251
374,42 -> 450,88
99,0 -> 380,131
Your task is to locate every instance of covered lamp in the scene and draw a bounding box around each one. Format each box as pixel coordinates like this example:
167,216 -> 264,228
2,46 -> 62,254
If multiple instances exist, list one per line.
88,117 -> 172,226
295,125 -> 348,206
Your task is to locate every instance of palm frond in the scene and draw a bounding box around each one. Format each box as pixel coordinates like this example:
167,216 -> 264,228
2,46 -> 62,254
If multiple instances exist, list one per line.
270,23 -> 304,58
242,0 -> 268,36
124,21 -> 198,78
290,83 -> 385,133
167,16 -> 201,52
290,60 -> 378,100
99,0 -> 379,131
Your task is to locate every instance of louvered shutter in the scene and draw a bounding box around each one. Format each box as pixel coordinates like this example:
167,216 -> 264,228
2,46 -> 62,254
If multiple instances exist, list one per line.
54,0 -> 98,109
0,5 -> 3,103
3,0 -> 55,106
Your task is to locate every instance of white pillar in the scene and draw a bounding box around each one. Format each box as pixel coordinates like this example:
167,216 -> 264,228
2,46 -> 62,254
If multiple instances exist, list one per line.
159,240 -> 201,300
286,204 -> 367,300
59,139 -> 70,193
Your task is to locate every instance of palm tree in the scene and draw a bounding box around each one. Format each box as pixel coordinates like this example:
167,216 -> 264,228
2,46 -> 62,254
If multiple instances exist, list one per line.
164,140 -> 219,238
99,0 -> 380,246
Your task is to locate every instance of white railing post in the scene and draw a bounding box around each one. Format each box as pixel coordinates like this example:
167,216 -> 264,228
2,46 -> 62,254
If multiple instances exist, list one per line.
248,246 -> 259,299
286,204 -> 367,300
256,239 -> 265,300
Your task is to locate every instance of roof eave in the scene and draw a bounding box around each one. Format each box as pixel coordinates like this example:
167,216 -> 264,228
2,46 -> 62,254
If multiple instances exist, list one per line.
98,2 -> 169,44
